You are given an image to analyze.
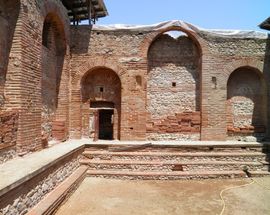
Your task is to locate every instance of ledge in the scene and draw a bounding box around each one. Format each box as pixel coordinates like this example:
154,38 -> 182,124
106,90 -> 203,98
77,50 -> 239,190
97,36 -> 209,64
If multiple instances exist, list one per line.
0,140 -> 85,197
84,139 -> 270,147
27,165 -> 88,215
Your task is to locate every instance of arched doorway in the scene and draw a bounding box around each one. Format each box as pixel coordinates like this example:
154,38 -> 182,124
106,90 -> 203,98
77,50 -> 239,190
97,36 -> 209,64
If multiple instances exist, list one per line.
41,13 -> 66,141
81,68 -> 121,140
227,67 -> 267,141
147,30 -> 201,140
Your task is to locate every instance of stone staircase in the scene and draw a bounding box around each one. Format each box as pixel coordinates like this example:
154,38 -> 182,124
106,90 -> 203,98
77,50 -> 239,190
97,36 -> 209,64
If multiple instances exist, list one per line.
80,144 -> 270,180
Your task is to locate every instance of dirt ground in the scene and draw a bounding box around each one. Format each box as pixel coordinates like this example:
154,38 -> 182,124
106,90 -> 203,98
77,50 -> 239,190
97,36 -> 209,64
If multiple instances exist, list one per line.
56,177 -> 270,215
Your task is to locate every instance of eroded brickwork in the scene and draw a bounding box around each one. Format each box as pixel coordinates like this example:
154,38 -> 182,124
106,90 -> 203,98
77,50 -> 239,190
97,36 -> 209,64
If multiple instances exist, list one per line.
0,0 -> 270,155
0,111 -> 18,162
147,34 -> 200,140
0,0 -> 20,110
1,0 -> 70,154
41,13 -> 67,140
227,67 -> 267,140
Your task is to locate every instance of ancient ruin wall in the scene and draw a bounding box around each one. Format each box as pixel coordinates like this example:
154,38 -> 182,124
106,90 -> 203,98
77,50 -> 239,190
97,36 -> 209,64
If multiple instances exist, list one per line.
227,68 -> 267,140
70,25 -> 270,141
198,33 -> 270,141
70,27 -> 148,140
41,14 -> 67,141
0,0 -> 71,153
0,0 -> 20,110
147,34 -> 201,140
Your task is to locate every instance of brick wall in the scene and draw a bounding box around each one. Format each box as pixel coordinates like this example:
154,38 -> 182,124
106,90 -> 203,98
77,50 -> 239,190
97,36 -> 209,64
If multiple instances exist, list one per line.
0,0 -> 269,154
147,33 -> 201,140
0,0 -> 20,110
69,26 -> 270,142
41,13 -> 67,141
199,34 -> 269,141
70,27 -> 148,140
0,111 -> 19,147
227,67 -> 267,140
2,0 -> 70,153
81,68 -> 121,139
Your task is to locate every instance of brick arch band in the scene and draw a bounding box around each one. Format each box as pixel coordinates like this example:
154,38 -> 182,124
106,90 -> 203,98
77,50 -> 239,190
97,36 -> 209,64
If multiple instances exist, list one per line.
73,58 -> 127,87
40,0 -> 70,46
222,59 -> 265,84
140,26 -> 209,59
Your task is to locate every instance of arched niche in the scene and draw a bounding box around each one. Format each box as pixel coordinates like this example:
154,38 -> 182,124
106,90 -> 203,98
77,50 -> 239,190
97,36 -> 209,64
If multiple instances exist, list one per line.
227,67 -> 267,140
41,12 -> 66,140
146,30 -> 201,141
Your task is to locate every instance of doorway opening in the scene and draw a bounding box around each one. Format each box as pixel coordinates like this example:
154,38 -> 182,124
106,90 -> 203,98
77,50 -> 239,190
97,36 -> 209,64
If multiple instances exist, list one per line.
98,109 -> 114,140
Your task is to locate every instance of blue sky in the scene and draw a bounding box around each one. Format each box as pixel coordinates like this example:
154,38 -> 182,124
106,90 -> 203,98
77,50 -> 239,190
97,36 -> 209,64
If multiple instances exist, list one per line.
95,0 -> 269,31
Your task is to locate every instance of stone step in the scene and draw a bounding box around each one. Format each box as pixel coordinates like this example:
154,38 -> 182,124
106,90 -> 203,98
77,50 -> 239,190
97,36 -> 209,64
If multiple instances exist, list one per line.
86,169 -> 270,180
84,144 -> 270,153
82,151 -> 268,162
80,159 -> 268,172
86,169 -> 250,180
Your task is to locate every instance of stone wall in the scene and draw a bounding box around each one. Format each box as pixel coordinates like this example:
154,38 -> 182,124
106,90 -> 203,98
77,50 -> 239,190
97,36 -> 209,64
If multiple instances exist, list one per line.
227,67 -> 266,140
197,32 -> 270,141
70,27 -> 148,140
69,25 -> 270,142
147,33 -> 200,140
0,0 -> 269,153
0,153 -> 81,215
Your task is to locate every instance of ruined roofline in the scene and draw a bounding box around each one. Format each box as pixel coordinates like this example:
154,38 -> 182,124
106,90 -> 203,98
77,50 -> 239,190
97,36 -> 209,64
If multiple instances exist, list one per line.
85,20 -> 267,39
61,0 -> 108,22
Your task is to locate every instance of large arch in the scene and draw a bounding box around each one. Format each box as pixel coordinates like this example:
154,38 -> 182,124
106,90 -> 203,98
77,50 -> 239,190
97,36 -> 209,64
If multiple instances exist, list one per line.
227,66 -> 267,141
80,67 -> 122,140
41,12 -> 67,141
146,29 -> 202,141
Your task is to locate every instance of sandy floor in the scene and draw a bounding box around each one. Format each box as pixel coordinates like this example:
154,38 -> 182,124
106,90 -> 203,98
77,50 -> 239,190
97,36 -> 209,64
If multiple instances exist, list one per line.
56,177 -> 270,215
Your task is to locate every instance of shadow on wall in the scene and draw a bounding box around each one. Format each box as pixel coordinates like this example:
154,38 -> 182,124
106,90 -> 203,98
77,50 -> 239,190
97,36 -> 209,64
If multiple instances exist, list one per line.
263,33 -> 270,171
227,67 -> 267,141
0,0 -> 20,109
41,13 -> 67,139
70,25 -> 92,54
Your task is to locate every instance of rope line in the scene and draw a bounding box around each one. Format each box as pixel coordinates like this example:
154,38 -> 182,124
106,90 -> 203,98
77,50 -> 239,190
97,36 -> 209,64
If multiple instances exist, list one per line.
219,177 -> 270,215
219,180 -> 254,215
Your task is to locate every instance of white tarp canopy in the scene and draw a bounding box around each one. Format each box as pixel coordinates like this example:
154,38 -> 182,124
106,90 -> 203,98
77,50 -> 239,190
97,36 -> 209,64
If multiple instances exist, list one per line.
92,20 -> 268,39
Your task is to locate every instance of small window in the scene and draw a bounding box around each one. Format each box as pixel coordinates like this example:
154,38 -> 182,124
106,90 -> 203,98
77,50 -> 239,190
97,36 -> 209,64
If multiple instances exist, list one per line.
211,77 -> 217,89
172,82 -> 176,87
95,86 -> 105,93
42,21 -> 51,48
136,75 -> 142,87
